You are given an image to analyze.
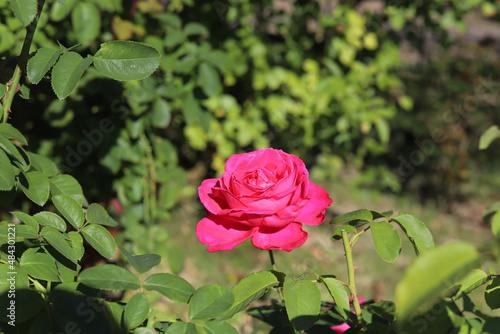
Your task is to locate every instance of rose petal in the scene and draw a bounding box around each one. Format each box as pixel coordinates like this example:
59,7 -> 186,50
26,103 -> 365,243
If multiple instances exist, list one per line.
330,323 -> 350,334
251,222 -> 308,251
295,182 -> 333,226
196,215 -> 258,252
198,179 -> 230,214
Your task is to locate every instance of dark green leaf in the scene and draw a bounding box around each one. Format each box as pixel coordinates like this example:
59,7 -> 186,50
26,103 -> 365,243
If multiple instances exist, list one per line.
84,203 -> 117,228
34,211 -> 66,232
393,214 -> 435,255
51,52 -> 93,99
41,227 -> 78,263
11,211 -> 38,231
365,301 -> 396,322
370,221 -> 402,263
199,63 -> 221,97
143,273 -> 195,303
0,149 -> 15,191
50,174 -> 86,205
52,194 -> 84,229
119,246 -> 161,274
20,248 -> 60,282
78,264 -> 140,290
124,293 -> 150,331
10,0 -> 37,26
0,123 -> 28,145
331,209 -> 373,224
19,171 -> 50,206
0,289 -> 44,323
188,284 -> 233,320
93,41 -> 160,81
321,277 -> 350,320
0,134 -> 29,167
72,2 -> 100,46
485,276 -> 500,310
222,271 -> 278,319
395,241 -> 480,324
26,47 -> 65,84
81,224 -> 117,259
283,276 -> 321,331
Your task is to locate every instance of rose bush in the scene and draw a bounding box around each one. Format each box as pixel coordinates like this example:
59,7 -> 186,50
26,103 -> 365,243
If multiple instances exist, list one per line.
197,148 -> 333,251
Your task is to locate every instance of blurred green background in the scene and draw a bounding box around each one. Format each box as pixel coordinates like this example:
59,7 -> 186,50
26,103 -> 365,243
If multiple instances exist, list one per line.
1,0 -> 500,331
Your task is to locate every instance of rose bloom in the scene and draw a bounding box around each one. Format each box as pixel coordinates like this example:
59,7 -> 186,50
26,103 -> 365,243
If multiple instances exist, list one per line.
330,296 -> 367,334
196,148 -> 333,252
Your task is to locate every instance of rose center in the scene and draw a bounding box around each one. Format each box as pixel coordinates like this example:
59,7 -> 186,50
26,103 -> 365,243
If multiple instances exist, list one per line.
243,169 -> 275,188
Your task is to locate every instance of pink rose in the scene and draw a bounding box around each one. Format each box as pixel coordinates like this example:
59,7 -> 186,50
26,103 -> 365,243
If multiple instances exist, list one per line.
330,296 -> 367,333
196,148 -> 333,252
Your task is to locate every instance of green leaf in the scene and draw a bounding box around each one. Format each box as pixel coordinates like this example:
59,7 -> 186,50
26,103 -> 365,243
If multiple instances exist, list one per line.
119,246 -> 161,274
81,224 -> 117,259
133,328 -> 157,334
124,292 -> 150,331
27,47 -> 65,84
188,284 -> 233,320
93,41 -> 160,81
72,2 -> 100,46
167,243 -> 184,274
453,269 -> 490,300
331,225 -> 356,240
34,211 -> 66,232
0,149 -> 15,191
491,210 -> 500,237
10,224 -> 38,238
182,93 -> 202,125
331,209 -> 373,225
78,264 -> 140,291
199,62 -> 222,97
485,276 -> 500,310
41,227 -> 78,263
284,276 -> 321,331
184,22 -> 208,36
222,271 -> 278,319
50,174 -> 85,205
321,277 -> 350,320
52,194 -> 84,229
20,248 -> 60,282
86,203 -> 118,227
0,134 -> 29,167
68,231 -> 84,260
10,0 -> 38,26
395,241 -> 480,324
204,321 -> 239,334
50,0 -> 78,21
12,211 -> 38,231
483,202 -> 500,223
165,322 -> 200,334
370,221 -> 402,263
143,273 -> 195,303
479,125 -> 500,150
393,214 -> 435,255
0,289 -> 45,323
27,152 -> 59,176
19,170 -> 50,206
51,52 -> 93,99
365,301 -> 396,322
0,265 -> 29,294
151,98 -> 171,128
0,123 -> 28,145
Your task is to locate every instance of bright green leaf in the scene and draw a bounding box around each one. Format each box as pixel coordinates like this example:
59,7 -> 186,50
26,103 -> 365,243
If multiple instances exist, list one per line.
0,123 -> 28,145
50,174 -> 86,205
184,22 -> 208,36
72,2 -> 100,46
188,284 -> 233,320
453,269 -> 490,300
204,321 -> 239,334
124,293 -> 150,331
371,221 -> 402,263
50,0 -> 78,21
321,277 -> 350,320
68,231 -> 84,260
20,248 -> 60,282
393,214 -> 435,255
93,41 -> 160,81
119,246 -> 160,274
19,171 -> 50,206
81,224 -> 117,259
395,241 -> 480,324
491,210 -> 500,237
284,276 -> 321,331
34,211 -> 66,232
143,273 -> 194,303
11,211 -> 38,231
86,203 -> 118,227
10,0 -> 37,26
199,62 -> 221,97
479,125 -> 500,150
78,264 -> 140,291
222,271 -> 278,319
27,152 -> 59,177
165,322 -> 199,334
331,225 -> 356,240
51,52 -> 93,99
27,47 -> 65,84
52,194 -> 84,229
40,227 -> 78,263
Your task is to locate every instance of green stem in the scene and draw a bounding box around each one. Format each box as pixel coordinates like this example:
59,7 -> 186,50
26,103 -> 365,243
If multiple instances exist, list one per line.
2,66 -> 21,123
342,229 -> 363,324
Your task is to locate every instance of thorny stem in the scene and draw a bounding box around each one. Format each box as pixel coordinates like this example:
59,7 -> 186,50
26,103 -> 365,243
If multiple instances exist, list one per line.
2,0 -> 46,123
342,229 -> 363,324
